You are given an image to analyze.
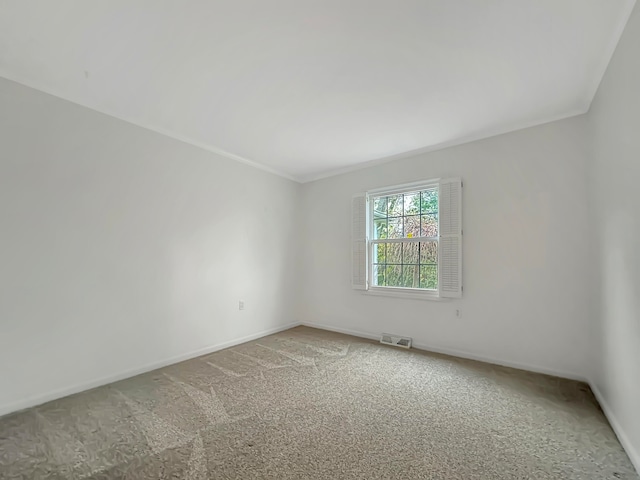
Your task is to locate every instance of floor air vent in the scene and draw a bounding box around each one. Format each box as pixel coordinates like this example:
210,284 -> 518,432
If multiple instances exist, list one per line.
380,333 -> 412,349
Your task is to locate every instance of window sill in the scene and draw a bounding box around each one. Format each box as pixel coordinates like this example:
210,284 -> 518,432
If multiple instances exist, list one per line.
363,287 -> 449,301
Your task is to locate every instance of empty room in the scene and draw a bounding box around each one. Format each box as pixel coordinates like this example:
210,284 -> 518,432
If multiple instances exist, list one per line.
1,1 -> 639,479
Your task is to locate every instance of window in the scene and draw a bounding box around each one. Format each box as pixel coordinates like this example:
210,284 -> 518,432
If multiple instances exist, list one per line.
352,178 -> 462,299
371,185 -> 439,291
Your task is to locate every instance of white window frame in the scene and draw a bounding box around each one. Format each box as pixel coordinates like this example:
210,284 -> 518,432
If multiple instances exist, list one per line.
352,177 -> 462,299
366,180 -> 441,300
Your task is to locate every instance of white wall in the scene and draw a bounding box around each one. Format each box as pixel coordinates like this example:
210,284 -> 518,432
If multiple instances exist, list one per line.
586,3 -> 640,470
0,13 -> 637,468
0,78 -> 299,414
298,116 -> 591,380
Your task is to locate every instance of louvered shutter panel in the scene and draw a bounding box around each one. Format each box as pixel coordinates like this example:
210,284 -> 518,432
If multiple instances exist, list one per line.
439,178 -> 462,298
352,194 -> 368,290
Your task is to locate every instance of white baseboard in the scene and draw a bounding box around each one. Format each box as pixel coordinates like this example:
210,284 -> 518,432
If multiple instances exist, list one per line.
0,321 -> 301,417
589,382 -> 640,475
303,321 -> 639,473
411,341 -> 587,383
301,321 -> 587,381
3,319 -> 637,475
302,322 -> 381,341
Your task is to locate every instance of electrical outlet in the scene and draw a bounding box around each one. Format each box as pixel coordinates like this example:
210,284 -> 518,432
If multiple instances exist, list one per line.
455,308 -> 461,318
239,300 -> 245,311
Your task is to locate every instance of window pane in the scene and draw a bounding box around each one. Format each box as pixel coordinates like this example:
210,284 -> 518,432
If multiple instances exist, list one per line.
374,219 -> 388,239
404,215 -> 420,238
404,192 -> 420,215
386,265 -> 402,287
373,197 -> 387,218
421,189 -> 438,214
388,195 -> 403,217
372,264 -> 386,286
388,218 -> 403,239
372,243 -> 386,264
420,214 -> 438,237
403,242 -> 419,264
420,241 -> 438,265
402,265 -> 420,288
387,243 -> 402,264
368,185 -> 439,291
420,265 -> 438,289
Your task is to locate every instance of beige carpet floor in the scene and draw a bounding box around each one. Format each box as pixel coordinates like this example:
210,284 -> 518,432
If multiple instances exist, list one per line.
0,326 -> 636,479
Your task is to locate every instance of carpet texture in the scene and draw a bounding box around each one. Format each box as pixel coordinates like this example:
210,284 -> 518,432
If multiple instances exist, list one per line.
0,326 -> 636,479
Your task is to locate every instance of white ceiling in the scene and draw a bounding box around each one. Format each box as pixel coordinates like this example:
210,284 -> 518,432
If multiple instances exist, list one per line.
0,1 -> 636,182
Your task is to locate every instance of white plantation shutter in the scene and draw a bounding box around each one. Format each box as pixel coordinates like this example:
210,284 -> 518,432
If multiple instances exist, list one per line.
351,194 -> 368,290
439,178 -> 462,298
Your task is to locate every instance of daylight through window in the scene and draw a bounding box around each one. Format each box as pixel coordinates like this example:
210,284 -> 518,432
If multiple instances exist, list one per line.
370,186 -> 439,290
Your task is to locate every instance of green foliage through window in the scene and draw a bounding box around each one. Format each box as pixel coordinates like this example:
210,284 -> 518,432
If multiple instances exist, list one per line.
371,188 -> 438,290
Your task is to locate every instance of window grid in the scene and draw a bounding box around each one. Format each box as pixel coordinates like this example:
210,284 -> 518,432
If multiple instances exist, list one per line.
371,189 -> 438,290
